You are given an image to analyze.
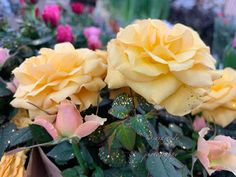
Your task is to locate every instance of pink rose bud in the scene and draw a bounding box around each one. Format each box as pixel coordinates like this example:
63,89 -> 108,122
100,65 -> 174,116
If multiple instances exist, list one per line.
197,127 -> 236,175
83,27 -> 102,50
34,7 -> 40,18
193,116 -> 206,132
34,101 -> 106,140
6,77 -> 19,93
0,48 -> 10,65
87,35 -> 101,50
71,2 -> 84,15
42,4 -> 60,27
83,27 -> 101,38
232,34 -> 236,48
56,25 -> 74,43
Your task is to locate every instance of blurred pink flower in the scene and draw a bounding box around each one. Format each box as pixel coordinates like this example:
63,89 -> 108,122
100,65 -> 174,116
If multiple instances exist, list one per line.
193,116 -> 206,132
87,35 -> 101,50
83,27 -> 101,38
0,48 -> 10,65
197,127 -> 236,175
34,7 -> 40,18
42,4 -> 60,27
232,34 -> 236,48
71,2 -> 84,15
88,6 -> 94,14
34,101 -> 106,140
6,78 -> 19,93
20,0 -> 25,5
56,25 -> 74,43
83,27 -> 102,50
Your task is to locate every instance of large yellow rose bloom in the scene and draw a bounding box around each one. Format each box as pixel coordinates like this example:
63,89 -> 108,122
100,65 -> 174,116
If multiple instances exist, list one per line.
0,151 -> 27,177
105,19 -> 220,116
193,68 -> 236,127
11,43 -> 107,117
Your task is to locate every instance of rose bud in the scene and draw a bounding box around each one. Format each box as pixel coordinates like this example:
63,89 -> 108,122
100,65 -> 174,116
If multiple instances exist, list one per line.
56,25 -> 74,43
71,2 -> 84,15
42,4 -> 60,27
34,100 -> 107,140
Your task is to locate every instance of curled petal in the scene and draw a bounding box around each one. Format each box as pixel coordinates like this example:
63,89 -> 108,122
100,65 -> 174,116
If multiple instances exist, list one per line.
74,115 -> 106,138
74,121 -> 101,138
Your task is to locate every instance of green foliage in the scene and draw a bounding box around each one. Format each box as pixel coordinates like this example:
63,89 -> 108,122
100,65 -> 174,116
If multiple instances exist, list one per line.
98,145 -> 126,168
9,126 -> 32,147
106,0 -> 171,25
129,152 -> 148,177
0,123 -> 33,159
127,115 -> 159,149
223,45 -> 236,69
137,96 -> 154,113
30,124 -> 53,144
116,124 -> 136,151
92,167 -> 104,177
146,152 -> 189,177
109,93 -> 134,119
104,168 -> 134,177
62,166 -> 86,177
0,123 -> 17,158
158,123 -> 195,150
47,141 -> 74,163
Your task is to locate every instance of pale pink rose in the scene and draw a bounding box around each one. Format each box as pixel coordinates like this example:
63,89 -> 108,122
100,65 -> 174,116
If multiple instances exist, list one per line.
56,25 -> 74,43
83,27 -> 102,50
34,100 -> 106,140
42,4 -> 60,27
0,48 -> 10,65
193,116 -> 206,132
197,127 -> 236,175
6,77 -> 19,93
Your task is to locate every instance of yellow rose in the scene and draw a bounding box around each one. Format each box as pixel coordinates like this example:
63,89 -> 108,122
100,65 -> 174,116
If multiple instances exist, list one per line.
193,68 -> 236,127
0,151 -> 27,177
105,19 -> 220,116
11,43 -> 107,117
11,109 -> 32,128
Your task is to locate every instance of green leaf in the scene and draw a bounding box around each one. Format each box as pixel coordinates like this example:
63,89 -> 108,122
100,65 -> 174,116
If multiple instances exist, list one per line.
174,135 -> 195,150
116,124 -> 136,151
224,46 -> 236,69
168,124 -> 183,135
109,93 -> 134,119
137,95 -> 154,113
129,152 -> 148,177
128,115 -> 159,149
92,167 -> 104,177
80,143 -> 94,168
0,80 -> 11,97
29,124 -> 53,144
146,153 -> 185,177
0,123 -> 16,158
9,126 -> 32,147
47,141 -> 74,162
62,166 -> 85,177
98,145 -> 126,168
104,168 -> 134,177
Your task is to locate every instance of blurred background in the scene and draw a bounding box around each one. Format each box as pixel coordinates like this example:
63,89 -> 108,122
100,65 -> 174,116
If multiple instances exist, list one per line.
0,0 -> 236,71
